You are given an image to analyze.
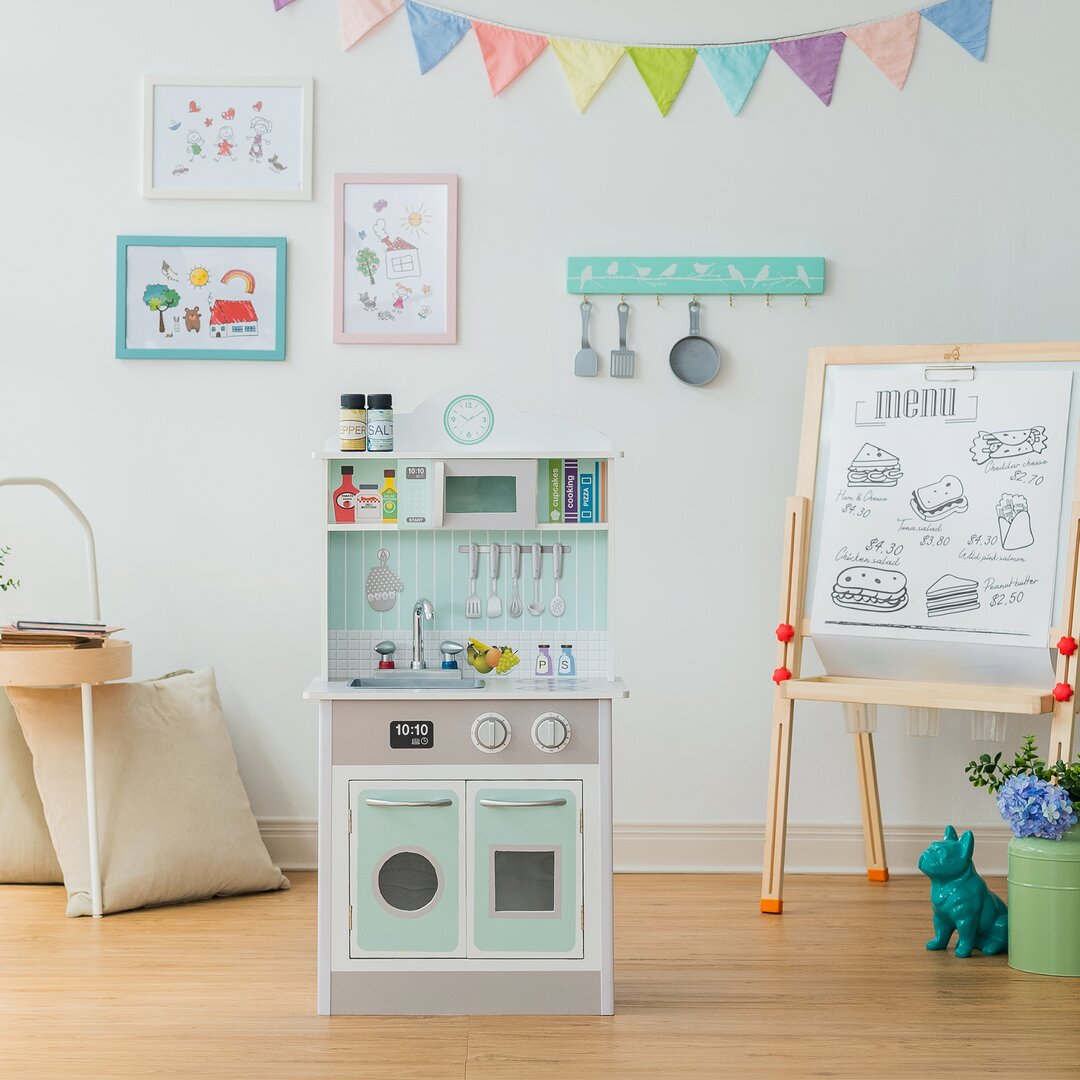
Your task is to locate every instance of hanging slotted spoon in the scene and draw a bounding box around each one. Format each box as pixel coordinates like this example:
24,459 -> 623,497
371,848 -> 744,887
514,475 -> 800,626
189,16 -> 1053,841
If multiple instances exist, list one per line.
507,543 -> 524,617
549,542 -> 566,617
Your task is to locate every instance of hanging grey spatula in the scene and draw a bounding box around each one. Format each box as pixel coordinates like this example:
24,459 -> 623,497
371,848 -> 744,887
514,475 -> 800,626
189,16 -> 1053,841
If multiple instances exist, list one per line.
610,301 -> 635,378
574,300 -> 598,377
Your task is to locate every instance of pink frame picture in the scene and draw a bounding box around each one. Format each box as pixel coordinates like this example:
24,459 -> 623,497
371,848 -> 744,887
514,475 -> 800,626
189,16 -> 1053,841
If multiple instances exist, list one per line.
333,173 -> 458,345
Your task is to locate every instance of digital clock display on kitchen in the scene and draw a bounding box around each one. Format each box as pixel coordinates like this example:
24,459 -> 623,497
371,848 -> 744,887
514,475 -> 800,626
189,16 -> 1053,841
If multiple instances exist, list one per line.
443,394 -> 494,445
389,721 -> 434,748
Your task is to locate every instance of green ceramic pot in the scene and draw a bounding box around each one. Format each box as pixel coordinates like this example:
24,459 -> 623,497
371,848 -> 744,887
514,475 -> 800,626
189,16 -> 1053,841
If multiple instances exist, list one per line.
1007,828 -> 1080,976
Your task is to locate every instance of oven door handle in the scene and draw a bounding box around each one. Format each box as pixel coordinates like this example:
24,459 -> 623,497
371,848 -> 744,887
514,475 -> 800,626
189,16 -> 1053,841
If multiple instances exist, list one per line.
364,798 -> 454,808
478,798 -> 567,808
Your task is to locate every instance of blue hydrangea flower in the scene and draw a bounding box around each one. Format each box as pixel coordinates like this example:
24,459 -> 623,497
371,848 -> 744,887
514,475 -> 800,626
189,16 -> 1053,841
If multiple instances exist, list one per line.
996,775 -> 1078,840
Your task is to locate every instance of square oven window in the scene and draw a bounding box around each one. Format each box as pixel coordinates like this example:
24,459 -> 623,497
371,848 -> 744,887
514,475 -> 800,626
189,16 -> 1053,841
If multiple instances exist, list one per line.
491,847 -> 560,917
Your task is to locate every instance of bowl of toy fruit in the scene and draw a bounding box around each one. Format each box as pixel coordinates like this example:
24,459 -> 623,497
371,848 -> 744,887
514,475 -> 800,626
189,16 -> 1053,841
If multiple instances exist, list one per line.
466,638 -> 520,675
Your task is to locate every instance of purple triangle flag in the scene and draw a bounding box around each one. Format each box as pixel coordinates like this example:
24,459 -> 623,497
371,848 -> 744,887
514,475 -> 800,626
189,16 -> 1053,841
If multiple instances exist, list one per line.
274,0 -> 297,9
772,32 -> 845,106
920,0 -> 992,61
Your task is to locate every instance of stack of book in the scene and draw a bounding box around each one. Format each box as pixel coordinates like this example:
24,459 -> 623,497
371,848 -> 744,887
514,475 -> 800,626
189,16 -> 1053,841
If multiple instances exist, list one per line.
540,459 -> 608,524
0,620 -> 123,650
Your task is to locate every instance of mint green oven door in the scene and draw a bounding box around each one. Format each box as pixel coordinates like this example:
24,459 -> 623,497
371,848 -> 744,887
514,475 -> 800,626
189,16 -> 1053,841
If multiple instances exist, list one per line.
350,781 -> 465,957
468,782 -> 583,958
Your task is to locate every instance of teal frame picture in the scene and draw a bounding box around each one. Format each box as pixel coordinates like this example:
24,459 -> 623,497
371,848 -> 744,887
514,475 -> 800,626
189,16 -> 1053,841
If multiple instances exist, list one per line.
116,235 -> 287,360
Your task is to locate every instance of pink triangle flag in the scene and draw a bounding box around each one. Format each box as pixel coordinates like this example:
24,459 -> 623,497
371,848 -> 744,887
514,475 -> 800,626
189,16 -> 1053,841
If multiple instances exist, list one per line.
845,12 -> 920,89
772,32 -> 845,105
473,22 -> 548,96
340,0 -> 402,50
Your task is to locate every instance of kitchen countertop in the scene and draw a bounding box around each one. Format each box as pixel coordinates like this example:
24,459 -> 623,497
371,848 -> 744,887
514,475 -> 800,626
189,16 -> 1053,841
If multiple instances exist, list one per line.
304,676 -> 628,701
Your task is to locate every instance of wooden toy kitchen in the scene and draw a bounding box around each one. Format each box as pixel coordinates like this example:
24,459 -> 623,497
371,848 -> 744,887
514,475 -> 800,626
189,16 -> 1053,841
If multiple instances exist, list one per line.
304,389 -> 627,1016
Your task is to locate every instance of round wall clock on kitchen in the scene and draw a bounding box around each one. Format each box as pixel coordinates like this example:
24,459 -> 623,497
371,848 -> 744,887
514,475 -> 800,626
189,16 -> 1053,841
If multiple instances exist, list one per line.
444,394 -> 494,445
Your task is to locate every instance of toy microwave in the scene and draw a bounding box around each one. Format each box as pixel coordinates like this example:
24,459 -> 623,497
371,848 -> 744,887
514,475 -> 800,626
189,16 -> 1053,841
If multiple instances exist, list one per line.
398,459 -> 537,530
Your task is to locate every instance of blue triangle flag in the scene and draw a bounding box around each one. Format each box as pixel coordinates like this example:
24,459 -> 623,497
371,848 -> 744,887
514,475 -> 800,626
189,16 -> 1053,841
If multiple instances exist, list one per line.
404,0 -> 472,74
697,44 -> 771,116
920,0 -> 992,61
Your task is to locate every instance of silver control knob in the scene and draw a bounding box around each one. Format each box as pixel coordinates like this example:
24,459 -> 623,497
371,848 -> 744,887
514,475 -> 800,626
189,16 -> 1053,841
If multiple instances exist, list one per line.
472,712 -> 510,753
532,712 -> 570,752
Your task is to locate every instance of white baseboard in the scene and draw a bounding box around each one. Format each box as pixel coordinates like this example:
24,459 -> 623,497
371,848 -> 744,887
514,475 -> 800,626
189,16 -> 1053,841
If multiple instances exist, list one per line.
258,818 -> 1012,877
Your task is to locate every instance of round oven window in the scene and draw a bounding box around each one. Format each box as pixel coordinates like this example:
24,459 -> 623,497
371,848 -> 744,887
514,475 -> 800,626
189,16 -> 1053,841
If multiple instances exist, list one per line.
374,848 -> 443,916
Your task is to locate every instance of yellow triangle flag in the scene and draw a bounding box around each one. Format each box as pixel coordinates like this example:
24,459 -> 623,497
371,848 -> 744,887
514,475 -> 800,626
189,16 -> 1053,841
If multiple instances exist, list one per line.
550,38 -> 625,112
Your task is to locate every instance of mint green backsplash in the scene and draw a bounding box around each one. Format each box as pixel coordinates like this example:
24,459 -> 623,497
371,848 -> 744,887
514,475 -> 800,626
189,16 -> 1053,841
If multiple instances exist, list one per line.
329,530 -> 608,634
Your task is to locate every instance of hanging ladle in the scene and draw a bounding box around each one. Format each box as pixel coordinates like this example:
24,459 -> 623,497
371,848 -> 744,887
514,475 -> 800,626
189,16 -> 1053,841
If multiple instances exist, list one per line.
669,300 -> 720,386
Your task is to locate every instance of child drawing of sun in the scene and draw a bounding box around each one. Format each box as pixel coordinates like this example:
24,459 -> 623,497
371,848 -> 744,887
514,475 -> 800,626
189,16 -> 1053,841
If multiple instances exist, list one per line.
188,266 -> 210,287
401,204 -> 432,239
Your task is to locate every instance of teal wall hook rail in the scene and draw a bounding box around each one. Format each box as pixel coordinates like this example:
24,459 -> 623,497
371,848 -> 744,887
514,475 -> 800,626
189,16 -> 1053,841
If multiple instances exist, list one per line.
566,257 -> 825,296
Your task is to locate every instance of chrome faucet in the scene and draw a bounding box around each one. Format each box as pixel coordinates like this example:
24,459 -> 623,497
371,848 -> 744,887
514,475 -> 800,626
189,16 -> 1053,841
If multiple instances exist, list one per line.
411,598 -> 435,669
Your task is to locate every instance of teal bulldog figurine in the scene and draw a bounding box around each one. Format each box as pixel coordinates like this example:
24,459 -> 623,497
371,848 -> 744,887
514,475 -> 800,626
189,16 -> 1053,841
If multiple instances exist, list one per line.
918,826 -> 1008,957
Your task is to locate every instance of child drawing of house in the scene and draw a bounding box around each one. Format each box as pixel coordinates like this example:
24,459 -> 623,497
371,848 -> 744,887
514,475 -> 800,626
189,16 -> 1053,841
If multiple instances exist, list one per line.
373,217 -> 421,279
209,299 -> 259,338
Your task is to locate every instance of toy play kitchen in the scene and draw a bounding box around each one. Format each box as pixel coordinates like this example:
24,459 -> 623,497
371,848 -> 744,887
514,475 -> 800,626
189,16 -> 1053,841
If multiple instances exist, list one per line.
305,389 -> 626,1016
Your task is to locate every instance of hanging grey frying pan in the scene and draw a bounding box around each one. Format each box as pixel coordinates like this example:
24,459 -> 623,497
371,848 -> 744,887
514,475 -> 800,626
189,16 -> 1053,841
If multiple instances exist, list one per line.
669,301 -> 720,386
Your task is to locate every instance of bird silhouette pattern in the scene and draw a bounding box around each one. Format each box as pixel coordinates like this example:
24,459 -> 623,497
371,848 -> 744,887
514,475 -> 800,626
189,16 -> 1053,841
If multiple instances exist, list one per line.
567,258 -> 822,294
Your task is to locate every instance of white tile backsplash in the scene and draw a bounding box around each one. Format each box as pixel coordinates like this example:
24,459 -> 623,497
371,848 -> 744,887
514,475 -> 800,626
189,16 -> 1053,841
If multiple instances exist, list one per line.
328,629 -> 608,680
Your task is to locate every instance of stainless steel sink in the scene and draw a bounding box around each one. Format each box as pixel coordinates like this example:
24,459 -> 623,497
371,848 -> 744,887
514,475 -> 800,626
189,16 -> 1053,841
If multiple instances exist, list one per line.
349,671 -> 485,690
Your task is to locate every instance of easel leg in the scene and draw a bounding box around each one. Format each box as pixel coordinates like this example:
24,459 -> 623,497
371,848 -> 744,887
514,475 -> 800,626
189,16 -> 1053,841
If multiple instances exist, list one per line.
1048,701 -> 1076,768
761,699 -> 794,913
853,731 -> 888,882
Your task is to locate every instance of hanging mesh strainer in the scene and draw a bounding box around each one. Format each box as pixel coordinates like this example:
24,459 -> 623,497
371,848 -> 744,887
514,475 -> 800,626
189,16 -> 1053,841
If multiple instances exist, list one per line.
366,547 -> 404,612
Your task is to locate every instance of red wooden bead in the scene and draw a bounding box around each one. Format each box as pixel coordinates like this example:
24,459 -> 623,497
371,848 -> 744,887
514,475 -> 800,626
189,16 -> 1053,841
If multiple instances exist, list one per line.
775,623 -> 795,643
1057,636 -> 1078,656
772,666 -> 792,685
1052,682 -> 1074,703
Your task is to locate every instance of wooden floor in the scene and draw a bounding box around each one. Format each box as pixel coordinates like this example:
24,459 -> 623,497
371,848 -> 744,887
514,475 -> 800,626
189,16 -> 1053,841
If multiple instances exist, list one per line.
1,872 -> 1077,1079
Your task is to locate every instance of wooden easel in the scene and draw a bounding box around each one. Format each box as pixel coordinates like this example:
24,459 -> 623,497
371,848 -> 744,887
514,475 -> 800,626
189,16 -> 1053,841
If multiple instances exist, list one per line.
762,343 -> 1080,914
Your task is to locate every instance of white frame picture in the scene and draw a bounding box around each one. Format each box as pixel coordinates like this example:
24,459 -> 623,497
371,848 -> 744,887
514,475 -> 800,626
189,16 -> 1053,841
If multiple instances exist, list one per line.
143,76 -> 313,200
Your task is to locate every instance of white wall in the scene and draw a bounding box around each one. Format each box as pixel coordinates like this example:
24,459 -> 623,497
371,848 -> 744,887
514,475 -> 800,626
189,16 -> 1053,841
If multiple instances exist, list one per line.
3,0 -> 1075,868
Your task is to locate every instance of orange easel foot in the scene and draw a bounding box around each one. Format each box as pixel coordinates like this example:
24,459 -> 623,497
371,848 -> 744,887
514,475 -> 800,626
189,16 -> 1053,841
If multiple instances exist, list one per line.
760,898 -> 783,914
867,868 -> 890,882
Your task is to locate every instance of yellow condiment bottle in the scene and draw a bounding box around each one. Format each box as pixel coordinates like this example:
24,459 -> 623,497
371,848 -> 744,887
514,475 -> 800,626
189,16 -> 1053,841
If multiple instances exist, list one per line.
381,469 -> 397,523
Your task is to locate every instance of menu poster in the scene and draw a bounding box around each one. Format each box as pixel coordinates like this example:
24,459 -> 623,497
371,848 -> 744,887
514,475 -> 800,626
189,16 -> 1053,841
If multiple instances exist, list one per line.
810,368 -> 1073,647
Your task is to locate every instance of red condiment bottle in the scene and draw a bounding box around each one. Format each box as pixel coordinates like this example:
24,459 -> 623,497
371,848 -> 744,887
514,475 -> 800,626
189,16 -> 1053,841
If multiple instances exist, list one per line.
333,466 -> 359,523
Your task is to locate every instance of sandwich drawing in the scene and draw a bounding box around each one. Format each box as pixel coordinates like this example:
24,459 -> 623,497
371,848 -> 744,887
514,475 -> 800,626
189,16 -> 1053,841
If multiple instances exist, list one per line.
910,475 -> 969,522
832,567 -> 909,612
925,574 -> 980,617
997,493 -> 1034,551
970,426 -> 1048,465
848,443 -> 903,487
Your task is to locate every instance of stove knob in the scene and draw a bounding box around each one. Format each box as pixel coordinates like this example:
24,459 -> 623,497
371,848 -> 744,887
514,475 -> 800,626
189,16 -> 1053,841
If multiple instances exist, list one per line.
472,712 -> 510,753
532,712 -> 570,753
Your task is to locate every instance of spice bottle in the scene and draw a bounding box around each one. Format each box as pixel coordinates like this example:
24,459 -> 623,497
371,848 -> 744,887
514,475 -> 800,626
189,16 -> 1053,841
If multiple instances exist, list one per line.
339,394 -> 367,452
367,394 -> 394,452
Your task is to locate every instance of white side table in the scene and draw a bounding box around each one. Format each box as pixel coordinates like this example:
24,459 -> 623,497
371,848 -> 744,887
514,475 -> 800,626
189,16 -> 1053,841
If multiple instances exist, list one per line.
0,639 -> 132,917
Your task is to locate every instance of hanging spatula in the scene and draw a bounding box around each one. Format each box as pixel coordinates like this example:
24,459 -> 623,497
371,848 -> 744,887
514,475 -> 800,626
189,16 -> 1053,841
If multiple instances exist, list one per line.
610,301 -> 635,378
574,300 -> 598,377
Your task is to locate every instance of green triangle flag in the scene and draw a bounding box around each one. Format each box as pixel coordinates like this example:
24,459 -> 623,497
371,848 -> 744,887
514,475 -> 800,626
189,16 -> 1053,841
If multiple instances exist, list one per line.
626,47 -> 697,116
551,38 -> 625,112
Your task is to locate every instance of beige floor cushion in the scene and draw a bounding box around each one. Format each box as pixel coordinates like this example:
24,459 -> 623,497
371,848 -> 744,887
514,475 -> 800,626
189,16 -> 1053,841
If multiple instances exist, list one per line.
9,668 -> 288,916
0,688 -> 63,883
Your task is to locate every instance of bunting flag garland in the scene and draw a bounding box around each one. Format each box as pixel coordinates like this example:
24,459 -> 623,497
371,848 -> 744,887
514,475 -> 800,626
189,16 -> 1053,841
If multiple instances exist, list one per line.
404,0 -> 471,73
340,0 -> 401,50
920,0 -> 992,61
473,22 -> 548,96
627,47 -> 697,117
772,32 -> 846,106
297,0 -> 994,117
550,38 -> 624,113
697,43 -> 771,116
844,12 -> 920,90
